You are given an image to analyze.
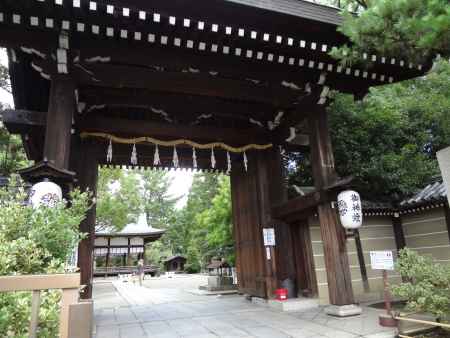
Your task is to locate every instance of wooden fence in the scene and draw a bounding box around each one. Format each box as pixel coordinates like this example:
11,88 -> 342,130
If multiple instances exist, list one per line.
0,273 -> 83,338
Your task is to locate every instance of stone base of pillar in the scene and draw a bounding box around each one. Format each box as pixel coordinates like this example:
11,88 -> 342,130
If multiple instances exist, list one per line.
325,304 -> 362,317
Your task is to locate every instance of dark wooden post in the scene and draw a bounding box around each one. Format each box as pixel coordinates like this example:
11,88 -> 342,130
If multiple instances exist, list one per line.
291,220 -> 318,296
392,212 -> 406,251
44,76 -> 75,169
105,238 -> 110,277
76,142 -> 98,299
231,149 -> 288,299
354,229 -> 370,292
267,148 -> 297,292
308,105 -> 355,306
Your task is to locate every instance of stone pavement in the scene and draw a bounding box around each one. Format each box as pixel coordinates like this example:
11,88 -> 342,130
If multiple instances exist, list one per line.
93,275 -> 396,338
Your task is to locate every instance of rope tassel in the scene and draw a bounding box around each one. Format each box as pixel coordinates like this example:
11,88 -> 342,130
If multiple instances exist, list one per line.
192,147 -> 198,169
131,144 -> 138,165
243,151 -> 248,172
226,151 -> 231,174
211,147 -> 216,168
173,146 -> 179,168
107,139 -> 113,163
153,145 -> 161,165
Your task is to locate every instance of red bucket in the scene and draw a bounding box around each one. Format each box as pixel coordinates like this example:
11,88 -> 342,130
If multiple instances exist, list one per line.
275,288 -> 288,301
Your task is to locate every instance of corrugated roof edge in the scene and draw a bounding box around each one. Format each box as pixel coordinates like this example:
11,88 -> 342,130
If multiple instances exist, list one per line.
225,0 -> 343,25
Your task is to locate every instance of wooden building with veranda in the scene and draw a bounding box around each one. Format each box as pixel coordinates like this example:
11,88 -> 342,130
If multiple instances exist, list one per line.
0,0 -> 428,311
94,214 -> 165,277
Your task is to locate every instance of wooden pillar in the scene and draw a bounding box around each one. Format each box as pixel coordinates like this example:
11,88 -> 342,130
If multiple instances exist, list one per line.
354,229 -> 370,292
230,148 -> 290,299
231,150 -> 281,298
291,220 -> 318,296
75,142 -> 98,299
127,238 -> 132,266
308,105 -> 355,306
392,212 -> 406,251
44,76 -> 75,169
268,148 -> 297,290
105,238 -> 110,277
143,245 -> 147,265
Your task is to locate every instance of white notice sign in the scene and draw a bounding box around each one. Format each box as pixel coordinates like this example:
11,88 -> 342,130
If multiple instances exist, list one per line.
370,251 -> 395,270
263,228 -> 276,246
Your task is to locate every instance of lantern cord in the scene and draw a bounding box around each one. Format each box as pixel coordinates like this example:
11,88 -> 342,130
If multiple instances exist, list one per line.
81,132 -> 272,153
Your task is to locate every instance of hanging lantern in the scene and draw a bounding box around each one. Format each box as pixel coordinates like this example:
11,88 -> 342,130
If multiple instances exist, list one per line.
30,180 -> 62,208
337,190 -> 363,229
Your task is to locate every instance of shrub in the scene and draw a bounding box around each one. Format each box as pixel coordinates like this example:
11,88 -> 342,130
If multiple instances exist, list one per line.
391,248 -> 450,322
0,181 -> 90,337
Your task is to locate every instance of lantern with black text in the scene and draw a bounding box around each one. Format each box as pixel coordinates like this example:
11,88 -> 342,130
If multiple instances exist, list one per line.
337,190 -> 363,229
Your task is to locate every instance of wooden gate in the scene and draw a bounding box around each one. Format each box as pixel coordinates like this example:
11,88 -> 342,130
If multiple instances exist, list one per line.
230,152 -> 268,298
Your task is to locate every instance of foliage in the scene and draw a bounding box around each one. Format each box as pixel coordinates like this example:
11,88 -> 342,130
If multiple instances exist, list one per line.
0,63 -> 10,94
0,65 -> 29,176
0,181 -> 90,337
330,0 -> 450,65
96,168 -> 141,231
163,172 -> 233,272
140,170 -> 179,229
391,248 -> 450,322
145,241 -> 172,271
196,176 -> 234,265
288,60 -> 450,201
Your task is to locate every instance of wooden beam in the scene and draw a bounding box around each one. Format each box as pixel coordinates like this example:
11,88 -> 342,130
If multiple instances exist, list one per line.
273,191 -> 324,222
78,86 -> 276,121
308,104 -> 354,306
44,75 -> 75,169
1,109 -> 46,133
71,63 -> 302,105
272,176 -> 353,222
1,109 -> 273,145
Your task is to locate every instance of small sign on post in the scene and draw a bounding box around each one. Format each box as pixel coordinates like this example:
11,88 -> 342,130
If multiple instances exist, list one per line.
263,228 -> 275,261
370,251 -> 396,327
263,228 -> 276,246
370,251 -> 394,270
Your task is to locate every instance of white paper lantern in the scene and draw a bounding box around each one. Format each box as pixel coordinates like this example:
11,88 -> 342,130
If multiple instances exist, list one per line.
30,181 -> 62,208
337,190 -> 363,229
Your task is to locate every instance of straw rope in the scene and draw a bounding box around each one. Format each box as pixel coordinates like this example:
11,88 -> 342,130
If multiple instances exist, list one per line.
80,132 -> 273,153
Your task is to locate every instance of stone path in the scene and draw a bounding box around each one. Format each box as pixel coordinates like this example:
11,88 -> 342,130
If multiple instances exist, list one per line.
93,275 -> 396,338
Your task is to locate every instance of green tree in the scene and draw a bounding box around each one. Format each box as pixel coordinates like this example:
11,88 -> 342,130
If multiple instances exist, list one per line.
289,60 -> 450,202
139,170 -> 179,229
96,168 -> 141,231
391,248 -> 450,322
0,181 -> 90,337
330,0 -> 449,65
196,176 -> 234,264
0,61 -> 29,176
165,172 -> 220,272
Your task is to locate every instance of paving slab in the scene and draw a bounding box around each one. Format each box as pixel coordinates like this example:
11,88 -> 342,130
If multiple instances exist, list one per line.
93,275 -> 397,338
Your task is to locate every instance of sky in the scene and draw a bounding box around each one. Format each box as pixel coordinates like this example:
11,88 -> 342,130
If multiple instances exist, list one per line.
0,48 -> 194,207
